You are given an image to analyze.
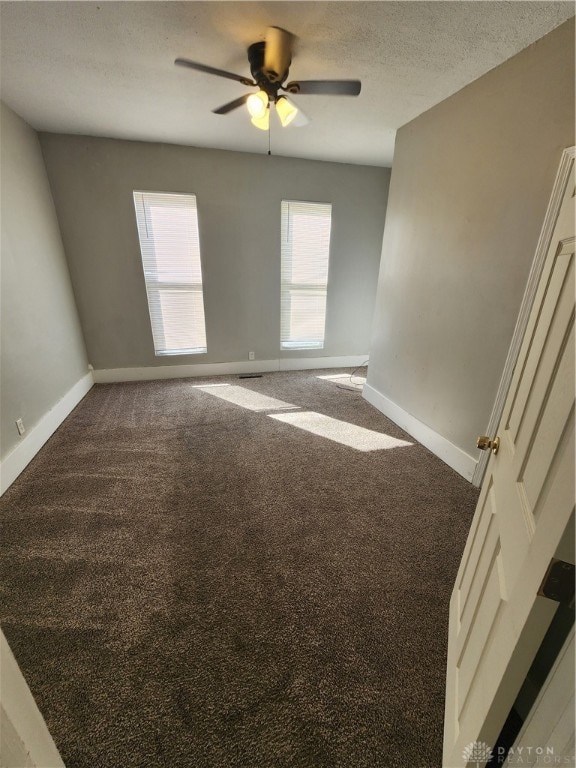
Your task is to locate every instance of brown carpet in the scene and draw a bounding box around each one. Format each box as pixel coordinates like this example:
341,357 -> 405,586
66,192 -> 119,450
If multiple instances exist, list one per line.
0,368 -> 478,768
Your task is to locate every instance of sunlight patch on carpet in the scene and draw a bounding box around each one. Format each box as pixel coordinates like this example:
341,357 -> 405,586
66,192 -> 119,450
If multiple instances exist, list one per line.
269,411 -> 413,451
316,373 -> 366,391
193,384 -> 298,412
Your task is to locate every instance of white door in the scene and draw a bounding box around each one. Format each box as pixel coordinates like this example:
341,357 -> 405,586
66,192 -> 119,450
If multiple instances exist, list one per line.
443,156 -> 575,768
513,626 -> 575,764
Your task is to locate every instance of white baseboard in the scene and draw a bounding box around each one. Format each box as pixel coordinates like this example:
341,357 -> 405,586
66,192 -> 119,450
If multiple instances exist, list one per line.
92,356 -> 369,383
278,355 -> 369,372
362,382 -> 477,482
0,372 -> 94,495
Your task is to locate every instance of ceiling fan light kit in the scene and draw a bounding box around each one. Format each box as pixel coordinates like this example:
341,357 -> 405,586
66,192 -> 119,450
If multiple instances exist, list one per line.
175,26 -> 361,134
247,92 -> 299,130
250,109 -> 270,131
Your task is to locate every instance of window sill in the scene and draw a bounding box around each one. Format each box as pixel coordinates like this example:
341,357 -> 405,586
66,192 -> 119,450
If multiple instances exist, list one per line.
155,348 -> 208,356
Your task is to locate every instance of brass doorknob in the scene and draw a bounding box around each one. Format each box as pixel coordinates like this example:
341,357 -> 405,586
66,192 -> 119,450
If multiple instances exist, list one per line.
477,435 -> 500,455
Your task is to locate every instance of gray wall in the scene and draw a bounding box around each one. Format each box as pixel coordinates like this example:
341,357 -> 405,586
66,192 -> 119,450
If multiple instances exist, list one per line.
39,136 -> 389,371
367,18 -> 575,458
0,102 -> 89,460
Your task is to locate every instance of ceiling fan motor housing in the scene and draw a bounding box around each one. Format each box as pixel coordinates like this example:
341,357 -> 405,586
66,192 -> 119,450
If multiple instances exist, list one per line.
248,41 -> 289,98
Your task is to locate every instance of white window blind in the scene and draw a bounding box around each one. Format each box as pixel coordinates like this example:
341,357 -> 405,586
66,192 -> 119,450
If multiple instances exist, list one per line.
280,200 -> 332,350
133,191 -> 207,356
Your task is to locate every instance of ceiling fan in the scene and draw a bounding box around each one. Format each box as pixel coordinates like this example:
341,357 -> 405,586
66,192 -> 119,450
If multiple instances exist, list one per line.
175,26 -> 362,130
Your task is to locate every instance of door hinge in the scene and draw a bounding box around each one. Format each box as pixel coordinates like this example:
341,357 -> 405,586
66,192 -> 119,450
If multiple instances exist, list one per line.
538,559 -> 575,609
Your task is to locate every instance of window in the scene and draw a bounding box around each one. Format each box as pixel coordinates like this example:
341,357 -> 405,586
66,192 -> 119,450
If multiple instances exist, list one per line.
280,200 -> 332,350
133,191 -> 207,356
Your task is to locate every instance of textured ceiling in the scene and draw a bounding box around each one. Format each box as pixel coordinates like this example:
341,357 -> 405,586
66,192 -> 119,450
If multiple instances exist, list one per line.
0,1 -> 573,166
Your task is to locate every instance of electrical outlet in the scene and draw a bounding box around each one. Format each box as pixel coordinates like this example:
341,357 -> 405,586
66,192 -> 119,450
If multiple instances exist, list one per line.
16,418 -> 25,436
248,351 -> 255,361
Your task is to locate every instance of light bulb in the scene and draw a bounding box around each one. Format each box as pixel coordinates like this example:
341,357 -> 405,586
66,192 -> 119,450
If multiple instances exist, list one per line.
251,110 -> 269,131
275,96 -> 299,127
247,91 -> 269,119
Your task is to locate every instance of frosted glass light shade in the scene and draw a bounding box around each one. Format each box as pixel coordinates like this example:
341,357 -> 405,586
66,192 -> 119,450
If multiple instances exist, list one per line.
276,96 -> 299,127
247,91 -> 269,118
251,110 -> 270,131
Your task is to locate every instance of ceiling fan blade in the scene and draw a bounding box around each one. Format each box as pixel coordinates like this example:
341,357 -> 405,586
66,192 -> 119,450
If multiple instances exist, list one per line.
175,58 -> 254,87
264,26 -> 294,83
212,94 -> 250,115
284,80 -> 362,96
